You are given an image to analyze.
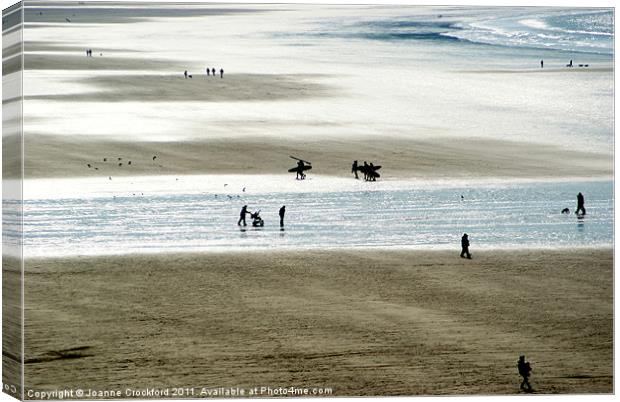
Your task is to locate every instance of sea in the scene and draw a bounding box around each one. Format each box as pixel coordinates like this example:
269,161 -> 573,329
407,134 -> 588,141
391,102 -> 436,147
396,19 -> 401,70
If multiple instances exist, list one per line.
1,175 -> 612,257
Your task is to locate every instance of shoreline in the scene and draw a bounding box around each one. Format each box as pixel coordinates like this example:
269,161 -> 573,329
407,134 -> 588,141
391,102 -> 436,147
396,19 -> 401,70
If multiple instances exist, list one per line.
18,245 -> 614,261
21,248 -> 613,394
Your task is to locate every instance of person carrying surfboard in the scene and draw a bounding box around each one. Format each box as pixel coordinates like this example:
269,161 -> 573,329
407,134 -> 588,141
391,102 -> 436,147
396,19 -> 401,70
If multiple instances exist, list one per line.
288,156 -> 312,180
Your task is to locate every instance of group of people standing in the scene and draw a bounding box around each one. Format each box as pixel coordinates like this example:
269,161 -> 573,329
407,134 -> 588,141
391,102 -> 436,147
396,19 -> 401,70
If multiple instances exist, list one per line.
183,68 -> 224,79
351,160 -> 381,181
206,67 -> 224,78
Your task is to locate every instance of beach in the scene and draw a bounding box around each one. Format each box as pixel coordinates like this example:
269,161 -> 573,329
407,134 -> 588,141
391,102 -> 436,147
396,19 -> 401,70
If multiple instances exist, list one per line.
3,3 -> 614,397
20,249 -> 612,395
13,133 -> 612,180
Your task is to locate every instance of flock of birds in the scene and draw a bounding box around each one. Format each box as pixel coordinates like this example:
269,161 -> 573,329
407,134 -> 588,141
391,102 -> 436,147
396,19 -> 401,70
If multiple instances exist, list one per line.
85,154 -> 250,199
86,155 -> 160,181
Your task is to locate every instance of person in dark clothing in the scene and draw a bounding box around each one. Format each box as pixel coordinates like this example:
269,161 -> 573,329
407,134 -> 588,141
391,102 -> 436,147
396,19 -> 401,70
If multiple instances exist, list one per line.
363,161 -> 369,181
220,68 -> 224,78
296,160 -> 305,180
352,160 -> 359,179
184,70 -> 188,79
211,68 -> 216,76
460,233 -> 471,259
279,205 -> 286,227
576,192 -> 586,215
206,68 -> 210,76
517,355 -> 533,392
238,205 -> 250,226
540,60 -> 543,68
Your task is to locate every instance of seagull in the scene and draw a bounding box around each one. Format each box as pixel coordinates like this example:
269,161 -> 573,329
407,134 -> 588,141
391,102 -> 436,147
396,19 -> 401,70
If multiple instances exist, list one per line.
103,158 -> 107,162
87,164 -> 91,168
118,163 -> 123,166
118,157 -> 122,161
242,187 -> 246,192
128,161 -> 131,165
95,167 -> 99,170
153,156 -> 157,161
224,183 -> 228,187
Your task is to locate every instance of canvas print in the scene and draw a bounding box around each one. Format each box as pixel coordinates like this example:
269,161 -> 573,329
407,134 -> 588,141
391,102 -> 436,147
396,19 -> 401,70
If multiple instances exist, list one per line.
1,1 -> 614,398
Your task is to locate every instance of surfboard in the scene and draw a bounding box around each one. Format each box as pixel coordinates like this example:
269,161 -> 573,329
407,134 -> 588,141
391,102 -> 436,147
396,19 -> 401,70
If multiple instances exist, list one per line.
289,155 -> 312,165
288,165 -> 313,173
356,165 -> 381,173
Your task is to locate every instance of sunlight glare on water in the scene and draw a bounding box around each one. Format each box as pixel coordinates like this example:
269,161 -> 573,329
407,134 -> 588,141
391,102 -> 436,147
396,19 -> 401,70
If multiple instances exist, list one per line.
7,179 -> 613,257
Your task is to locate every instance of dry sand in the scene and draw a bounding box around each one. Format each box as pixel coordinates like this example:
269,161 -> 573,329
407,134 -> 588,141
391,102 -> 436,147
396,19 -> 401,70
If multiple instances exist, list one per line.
18,248 -> 612,396
13,134 -> 612,180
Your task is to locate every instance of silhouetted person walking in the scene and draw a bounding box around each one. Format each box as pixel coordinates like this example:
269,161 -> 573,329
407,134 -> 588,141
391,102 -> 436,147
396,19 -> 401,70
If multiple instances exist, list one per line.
206,68 -> 210,76
220,68 -> 224,78
211,68 -> 216,76
279,205 -> 286,227
352,160 -> 359,179
460,233 -> 471,259
517,355 -> 533,392
184,70 -> 188,79
540,60 -> 543,68
576,192 -> 586,215
238,205 -> 250,226
363,161 -> 369,181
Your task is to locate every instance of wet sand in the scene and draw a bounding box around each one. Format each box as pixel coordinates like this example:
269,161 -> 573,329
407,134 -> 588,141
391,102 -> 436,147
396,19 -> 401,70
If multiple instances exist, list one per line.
2,257 -> 22,399
22,248 -> 612,395
15,134 -> 612,180
24,73 -> 332,102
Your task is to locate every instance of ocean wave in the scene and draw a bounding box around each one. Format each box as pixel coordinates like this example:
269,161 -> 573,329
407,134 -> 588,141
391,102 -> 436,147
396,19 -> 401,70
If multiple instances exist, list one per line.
442,9 -> 613,55
519,17 -> 614,37
281,8 -> 613,55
